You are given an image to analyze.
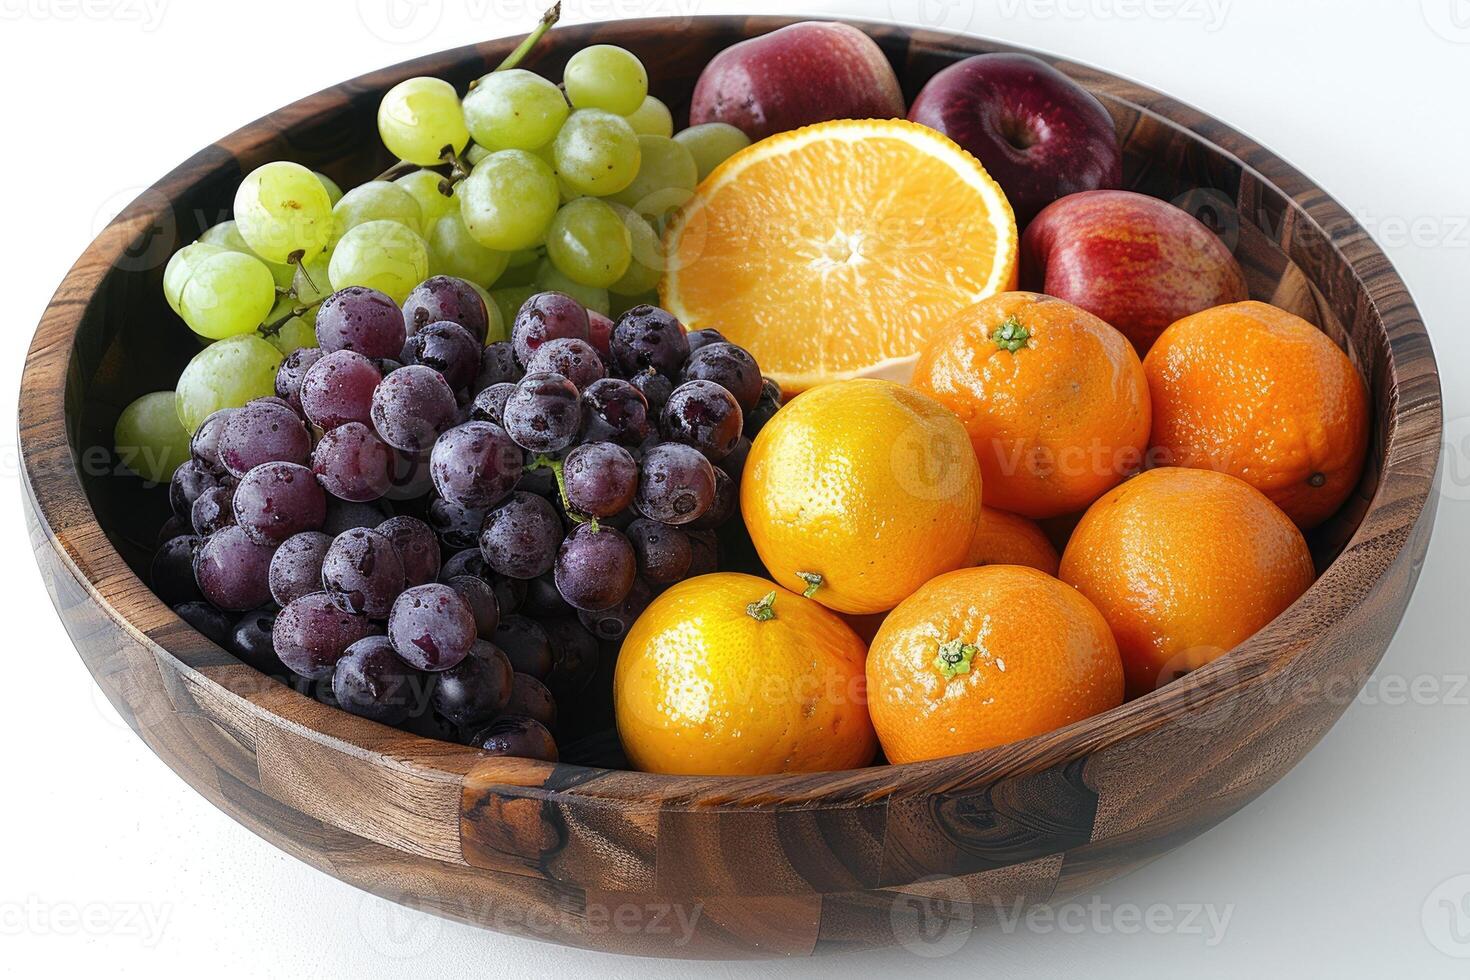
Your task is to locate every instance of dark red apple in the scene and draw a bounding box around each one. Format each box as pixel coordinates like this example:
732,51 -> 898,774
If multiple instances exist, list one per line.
690,22 -> 905,141
1022,189 -> 1249,353
908,53 -> 1122,226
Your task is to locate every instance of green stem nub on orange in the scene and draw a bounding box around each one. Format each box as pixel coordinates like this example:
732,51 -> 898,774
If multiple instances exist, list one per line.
746,591 -> 777,622
933,638 -> 978,679
992,315 -> 1030,352
796,571 -> 823,598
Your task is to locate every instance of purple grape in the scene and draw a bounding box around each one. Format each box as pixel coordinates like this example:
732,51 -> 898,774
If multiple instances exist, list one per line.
469,715 -> 558,761
156,515 -> 190,547
378,515 -> 440,587
512,291 -> 590,366
438,548 -> 488,582
269,530 -> 332,607
275,347 -> 325,413
385,448 -> 435,500
690,467 -> 737,530
229,607 -> 283,674
170,459 -> 223,519
190,408 -> 235,475
629,370 -> 674,413
744,377 -> 783,436
661,379 -> 743,461
543,617 -> 602,699
191,484 -> 235,535
195,524 -> 277,611
554,524 -> 635,611
233,461 -> 326,545
563,442 -> 637,518
611,305 -> 690,377
426,496 -> 489,551
321,527 -> 407,618
316,286 -> 406,359
430,639 -> 513,728
401,320 -> 482,392
516,452 -> 560,498
578,578 -> 654,644
491,615 -> 552,678
525,337 -> 605,389
489,575 -> 527,617
521,572 -> 573,618
626,518 -> 691,585
174,601 -> 234,645
479,491 -> 562,579
687,529 -> 719,576
635,443 -> 716,525
274,591 -> 376,679
720,436 -> 751,482
503,372 -> 581,453
579,377 -> 651,446
504,673 -> 557,729
469,382 -> 515,426
324,498 -> 390,535
218,400 -> 312,477
370,364 -> 458,452
681,342 -> 762,410
474,341 -> 522,392
429,421 -> 523,508
684,328 -> 726,355
151,534 -> 203,604
399,702 -> 464,743
445,575 -> 499,639
388,583 -> 477,671
403,276 -> 490,345
311,422 -> 393,503
301,349 -> 383,431
333,634 -> 424,724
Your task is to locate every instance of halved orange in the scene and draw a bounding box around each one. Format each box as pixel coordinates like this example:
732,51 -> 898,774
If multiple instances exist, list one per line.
660,119 -> 1018,392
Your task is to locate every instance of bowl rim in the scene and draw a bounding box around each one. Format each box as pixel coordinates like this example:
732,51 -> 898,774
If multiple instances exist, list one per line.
19,14 -> 1443,809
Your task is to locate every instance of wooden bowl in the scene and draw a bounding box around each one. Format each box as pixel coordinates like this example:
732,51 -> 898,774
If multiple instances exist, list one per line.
20,16 -> 1441,958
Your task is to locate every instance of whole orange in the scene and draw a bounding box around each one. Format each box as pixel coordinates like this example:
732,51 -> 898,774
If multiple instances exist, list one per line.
867,565 -> 1123,764
1059,466 -> 1315,697
1143,301 -> 1369,529
912,291 -> 1151,519
741,378 -> 983,615
967,505 -> 1060,576
614,573 -> 876,775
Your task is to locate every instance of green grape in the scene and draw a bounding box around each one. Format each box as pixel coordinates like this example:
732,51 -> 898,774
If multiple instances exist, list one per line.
624,96 -> 673,138
178,250 -> 278,340
115,391 -> 192,484
163,241 -> 228,313
545,198 -> 632,289
427,210 -> 510,285
262,309 -> 319,354
332,180 -> 424,240
463,69 -> 569,150
553,109 -> 641,197
534,257 -> 610,315
234,161 -> 334,264
175,334 -> 283,434
328,220 -> 429,304
315,171 -> 345,205
466,143 -> 491,166
292,249 -> 334,307
674,122 -> 751,181
530,141 -> 582,203
489,284 -> 539,335
459,149 -> 559,252
564,45 -> 647,115
491,252 -> 541,288
378,76 -> 469,167
607,204 -> 664,296
396,168 -> 456,229
608,135 -> 697,219
199,220 -> 295,287
466,282 -> 508,343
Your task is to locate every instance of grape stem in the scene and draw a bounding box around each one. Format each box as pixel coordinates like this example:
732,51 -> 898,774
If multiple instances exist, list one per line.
471,2 -> 562,88
438,147 -> 474,195
258,304 -> 311,338
528,454 -> 599,530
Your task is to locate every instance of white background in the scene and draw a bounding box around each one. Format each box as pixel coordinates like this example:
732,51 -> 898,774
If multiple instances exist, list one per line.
2,0 -> 1468,975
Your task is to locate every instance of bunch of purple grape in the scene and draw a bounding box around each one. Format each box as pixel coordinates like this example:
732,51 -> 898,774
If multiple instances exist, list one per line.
149,275 -> 780,760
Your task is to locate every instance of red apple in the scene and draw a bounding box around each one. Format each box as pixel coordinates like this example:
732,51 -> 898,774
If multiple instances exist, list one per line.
908,53 -> 1121,226
690,22 -> 905,141
1021,189 -> 1249,353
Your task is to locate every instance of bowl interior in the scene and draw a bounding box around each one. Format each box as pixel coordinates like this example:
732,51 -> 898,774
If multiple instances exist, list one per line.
60,17 -> 1390,770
